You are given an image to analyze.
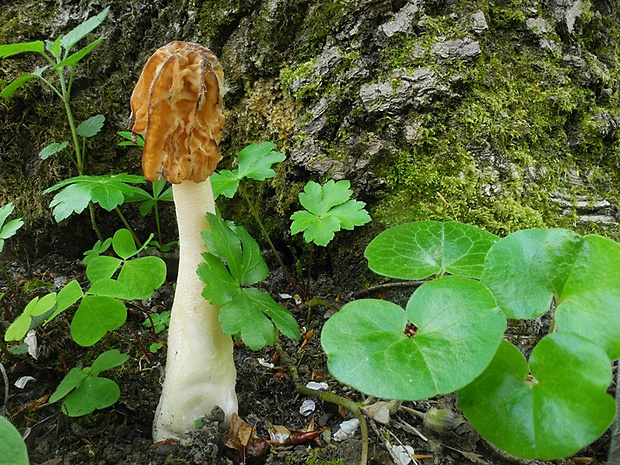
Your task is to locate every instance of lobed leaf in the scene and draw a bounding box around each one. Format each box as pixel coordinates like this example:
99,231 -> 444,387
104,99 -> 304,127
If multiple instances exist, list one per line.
365,221 -> 499,280
211,170 -> 240,199
458,334 -> 615,460
321,277 -> 505,400
237,142 -> 286,181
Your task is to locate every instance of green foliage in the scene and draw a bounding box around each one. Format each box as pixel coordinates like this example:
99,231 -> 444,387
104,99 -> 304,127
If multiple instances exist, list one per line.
198,213 -> 300,350
49,349 -> 129,417
322,221 -> 620,460
42,174 -> 145,222
0,416 -> 28,465
143,311 -> 171,334
290,180 -> 371,247
211,142 -> 286,199
6,229 -> 166,347
0,202 -> 24,253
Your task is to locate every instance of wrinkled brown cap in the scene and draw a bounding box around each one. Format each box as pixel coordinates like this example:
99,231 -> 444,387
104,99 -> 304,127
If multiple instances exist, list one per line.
130,41 -> 224,184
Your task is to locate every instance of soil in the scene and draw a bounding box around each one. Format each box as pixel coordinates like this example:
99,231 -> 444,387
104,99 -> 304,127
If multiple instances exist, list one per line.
0,251 -> 615,465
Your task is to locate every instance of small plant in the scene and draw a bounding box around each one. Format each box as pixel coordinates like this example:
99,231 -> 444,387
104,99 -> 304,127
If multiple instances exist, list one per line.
198,213 -> 300,350
49,349 -> 129,416
321,221 -> 619,460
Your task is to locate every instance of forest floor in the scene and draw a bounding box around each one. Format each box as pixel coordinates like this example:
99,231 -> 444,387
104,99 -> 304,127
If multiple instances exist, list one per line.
0,251 -> 614,465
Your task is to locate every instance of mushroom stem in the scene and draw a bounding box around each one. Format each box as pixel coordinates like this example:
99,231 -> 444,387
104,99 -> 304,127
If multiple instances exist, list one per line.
153,179 -> 238,441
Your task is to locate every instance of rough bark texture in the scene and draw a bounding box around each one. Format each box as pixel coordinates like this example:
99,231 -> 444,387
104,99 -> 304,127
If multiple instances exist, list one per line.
0,0 -> 618,285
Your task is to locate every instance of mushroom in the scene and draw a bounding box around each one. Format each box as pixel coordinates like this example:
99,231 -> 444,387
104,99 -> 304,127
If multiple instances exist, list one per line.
130,41 -> 237,441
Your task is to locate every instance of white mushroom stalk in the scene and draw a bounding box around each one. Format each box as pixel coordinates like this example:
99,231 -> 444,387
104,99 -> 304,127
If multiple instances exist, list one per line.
130,42 -> 237,441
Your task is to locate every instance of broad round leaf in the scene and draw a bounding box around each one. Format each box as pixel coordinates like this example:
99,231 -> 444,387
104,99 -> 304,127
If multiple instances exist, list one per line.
112,228 -> 138,259
62,377 -> 121,417
0,416 -> 28,465
482,229 -> 620,358
116,256 -> 166,300
90,349 -> 129,375
71,296 -> 126,346
458,334 -> 615,460
365,221 -> 498,280
321,277 -> 505,399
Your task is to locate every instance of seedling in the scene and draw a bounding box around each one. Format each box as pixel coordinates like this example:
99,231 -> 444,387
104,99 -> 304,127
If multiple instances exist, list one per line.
143,310 -> 171,334
322,221 -> 619,460
49,349 -> 129,416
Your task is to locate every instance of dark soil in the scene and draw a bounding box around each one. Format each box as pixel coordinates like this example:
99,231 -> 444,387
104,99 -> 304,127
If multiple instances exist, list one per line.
0,252 -> 614,465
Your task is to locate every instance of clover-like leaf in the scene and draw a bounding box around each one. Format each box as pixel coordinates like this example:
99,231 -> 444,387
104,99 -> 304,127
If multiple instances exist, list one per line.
482,229 -> 620,358
321,277 -> 506,399
5,293 -> 57,341
458,334 -> 615,460
291,180 -> 371,247
365,221 -> 498,280
76,114 -> 105,138
71,295 -> 126,346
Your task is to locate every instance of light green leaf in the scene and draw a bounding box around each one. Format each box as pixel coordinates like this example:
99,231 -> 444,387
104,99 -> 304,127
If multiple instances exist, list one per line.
46,37 -> 62,59
49,367 -> 87,403
71,295 -> 126,346
60,7 -> 110,52
0,219 -> 24,241
299,180 -> 351,216
116,256 -> 166,300
112,228 -> 137,260
329,200 -> 371,230
237,142 -> 286,181
76,114 -> 105,138
199,254 -> 241,306
0,416 -> 28,465
321,277 -> 506,400
55,38 -> 103,68
62,377 -> 120,417
482,229 -> 620,358
458,334 -> 615,460
211,170 -> 240,199
0,66 -> 48,98
39,141 -> 69,160
365,221 -> 499,280
5,293 -> 57,341
237,227 -> 269,285
90,349 -> 129,375
86,255 -> 122,282
0,203 -> 17,229
202,213 -> 243,279
46,280 -> 83,322
0,40 -> 45,58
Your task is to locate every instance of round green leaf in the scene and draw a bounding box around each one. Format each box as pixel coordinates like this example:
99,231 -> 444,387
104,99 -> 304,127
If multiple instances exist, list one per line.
0,416 -> 28,465
71,296 -> 126,346
90,349 -> 129,375
458,334 -> 615,460
482,229 -> 620,358
365,221 -> 498,280
112,228 -> 138,259
116,256 -> 166,300
321,277 -> 506,400
62,377 -> 121,417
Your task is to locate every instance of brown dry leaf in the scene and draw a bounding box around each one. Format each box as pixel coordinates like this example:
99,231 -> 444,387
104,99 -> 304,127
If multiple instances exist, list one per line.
222,413 -> 270,460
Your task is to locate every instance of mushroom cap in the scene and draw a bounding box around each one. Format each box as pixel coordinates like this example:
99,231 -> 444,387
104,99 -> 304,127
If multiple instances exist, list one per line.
130,41 -> 225,184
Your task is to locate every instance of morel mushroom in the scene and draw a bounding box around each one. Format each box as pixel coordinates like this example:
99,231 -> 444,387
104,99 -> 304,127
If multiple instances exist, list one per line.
130,41 -> 237,441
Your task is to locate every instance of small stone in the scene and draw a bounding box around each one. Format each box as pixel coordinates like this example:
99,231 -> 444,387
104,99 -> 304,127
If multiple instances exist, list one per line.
431,38 -> 481,62
470,11 -> 488,33
526,17 -> 551,35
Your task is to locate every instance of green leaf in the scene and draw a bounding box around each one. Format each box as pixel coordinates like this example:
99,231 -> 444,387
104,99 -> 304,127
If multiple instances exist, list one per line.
237,142 -> 286,181
46,37 -> 62,59
290,180 -> 371,247
76,114 -> 105,138
62,377 -> 120,417
220,288 -> 299,350
39,141 -> 69,160
0,203 -> 17,229
90,349 -> 129,375
0,40 -> 45,58
86,255 -> 122,282
49,367 -> 87,403
0,66 -> 48,98
237,227 -> 269,285
211,170 -> 240,199
365,221 -> 499,280
0,416 -> 29,465
112,228 -> 137,260
5,293 -> 57,341
87,278 -> 131,299
44,174 -> 145,222
71,295 -> 126,346
116,256 -> 166,300
202,213 -> 243,279
458,334 -> 615,460
46,280 -> 83,323
199,254 -> 241,306
481,229 -> 620,358
55,38 -> 103,68
83,237 -> 112,265
321,277 -> 506,400
0,219 -> 24,241
60,7 -> 110,53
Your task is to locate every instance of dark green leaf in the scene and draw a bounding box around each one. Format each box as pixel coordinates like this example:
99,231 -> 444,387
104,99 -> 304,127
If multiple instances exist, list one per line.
62,377 -> 120,417
76,114 -> 105,138
0,66 -> 48,98
49,367 -> 87,403
39,141 -> 69,160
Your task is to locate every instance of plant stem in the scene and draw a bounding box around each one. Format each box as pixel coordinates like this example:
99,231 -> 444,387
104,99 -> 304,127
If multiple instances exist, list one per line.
115,207 -> 142,248
305,243 -> 314,300
295,384 -> 369,465
240,186 -> 301,295
138,301 -> 160,343
124,322 -> 152,363
88,203 -> 104,242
